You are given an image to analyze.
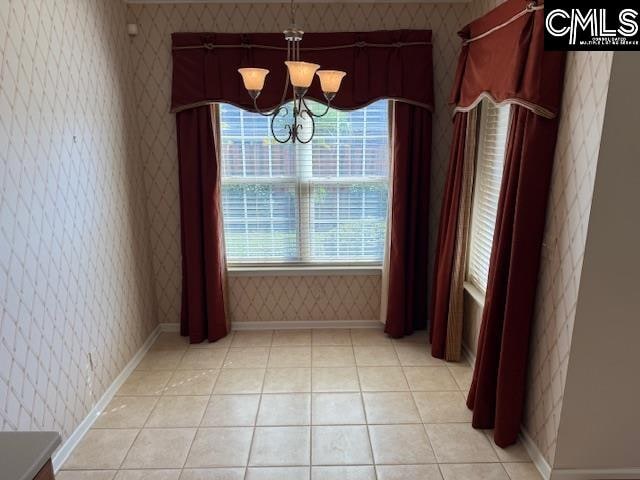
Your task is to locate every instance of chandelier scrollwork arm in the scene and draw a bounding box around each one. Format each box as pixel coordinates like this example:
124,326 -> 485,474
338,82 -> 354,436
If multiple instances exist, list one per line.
237,0 -> 346,143
250,96 -> 277,117
294,107 -> 315,144
249,70 -> 292,117
269,106 -> 293,144
301,97 -> 332,118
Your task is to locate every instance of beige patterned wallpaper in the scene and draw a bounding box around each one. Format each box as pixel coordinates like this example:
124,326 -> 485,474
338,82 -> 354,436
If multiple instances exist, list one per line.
228,274 -> 381,322
524,50 -> 612,466
465,0 -> 614,468
468,0 -> 503,20
126,2 -> 470,324
0,0 -> 156,441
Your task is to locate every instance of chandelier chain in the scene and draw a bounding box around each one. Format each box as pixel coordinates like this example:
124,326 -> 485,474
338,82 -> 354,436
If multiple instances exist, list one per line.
290,0 -> 296,26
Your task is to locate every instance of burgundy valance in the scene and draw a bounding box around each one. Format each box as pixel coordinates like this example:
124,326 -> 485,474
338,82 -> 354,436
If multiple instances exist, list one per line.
450,0 -> 565,118
171,30 -> 433,113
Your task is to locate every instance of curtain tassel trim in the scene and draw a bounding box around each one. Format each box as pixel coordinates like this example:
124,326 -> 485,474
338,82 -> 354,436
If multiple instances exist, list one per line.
453,91 -> 556,119
462,2 -> 544,46
171,98 -> 433,115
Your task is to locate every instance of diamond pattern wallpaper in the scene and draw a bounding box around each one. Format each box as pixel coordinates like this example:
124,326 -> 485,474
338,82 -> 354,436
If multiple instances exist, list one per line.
525,50 -> 613,466
228,274 -> 381,322
126,2 -> 470,325
0,0 -> 156,441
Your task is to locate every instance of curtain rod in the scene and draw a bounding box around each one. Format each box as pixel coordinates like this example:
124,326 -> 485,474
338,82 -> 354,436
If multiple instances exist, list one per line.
462,1 -> 544,46
173,41 -> 431,52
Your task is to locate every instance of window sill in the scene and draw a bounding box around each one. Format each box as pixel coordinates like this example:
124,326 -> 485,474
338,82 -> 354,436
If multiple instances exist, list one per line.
463,281 -> 486,308
227,265 -> 383,277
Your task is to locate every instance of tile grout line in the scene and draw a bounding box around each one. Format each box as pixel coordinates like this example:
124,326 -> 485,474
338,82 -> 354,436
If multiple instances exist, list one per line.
309,332 -> 314,479
176,343 -> 227,474
92,420 -> 494,429
396,337 -> 443,478
499,461 -> 514,480
179,338 -> 232,474
114,362 -> 175,472
59,460 -> 533,472
120,354 -> 179,472
242,330 -> 272,480
352,330 -> 379,480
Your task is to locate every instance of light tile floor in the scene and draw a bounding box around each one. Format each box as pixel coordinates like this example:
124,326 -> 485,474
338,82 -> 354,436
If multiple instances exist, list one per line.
58,329 -> 540,480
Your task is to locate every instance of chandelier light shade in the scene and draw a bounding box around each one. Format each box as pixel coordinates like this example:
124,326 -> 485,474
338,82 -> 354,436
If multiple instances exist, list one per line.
316,70 -> 347,95
238,68 -> 270,94
237,0 -> 346,143
284,61 -> 320,89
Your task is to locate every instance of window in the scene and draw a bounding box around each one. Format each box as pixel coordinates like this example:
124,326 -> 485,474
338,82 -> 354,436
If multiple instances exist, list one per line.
219,100 -> 390,265
467,100 -> 511,293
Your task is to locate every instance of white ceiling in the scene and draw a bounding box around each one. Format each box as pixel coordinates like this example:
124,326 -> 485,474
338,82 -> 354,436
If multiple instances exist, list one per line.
124,0 -> 471,4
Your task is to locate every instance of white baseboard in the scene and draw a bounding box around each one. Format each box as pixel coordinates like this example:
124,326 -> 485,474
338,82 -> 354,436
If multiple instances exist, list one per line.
232,320 -> 382,330
159,322 -> 180,332
550,467 -> 640,479
159,320 -> 382,332
51,325 -> 161,472
517,414 -> 639,480
520,427 -> 552,480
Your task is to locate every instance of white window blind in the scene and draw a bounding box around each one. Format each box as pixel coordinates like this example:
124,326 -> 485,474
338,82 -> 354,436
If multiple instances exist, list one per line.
219,100 -> 390,265
467,100 -> 511,293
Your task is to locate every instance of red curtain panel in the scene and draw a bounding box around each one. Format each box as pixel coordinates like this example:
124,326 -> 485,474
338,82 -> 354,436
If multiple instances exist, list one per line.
467,106 -> 560,446
176,106 -> 228,344
429,112 -> 469,355
171,30 -> 434,343
432,0 -> 566,446
384,102 -> 433,338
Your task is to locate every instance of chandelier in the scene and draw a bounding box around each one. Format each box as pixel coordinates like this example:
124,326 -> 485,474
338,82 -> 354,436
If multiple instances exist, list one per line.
237,0 -> 346,144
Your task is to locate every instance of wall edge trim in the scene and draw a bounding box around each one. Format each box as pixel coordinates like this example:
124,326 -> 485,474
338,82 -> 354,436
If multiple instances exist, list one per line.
51,325 -> 162,472
233,320 -> 383,330
462,341 -> 477,367
159,322 -> 180,332
550,467 -> 640,480
520,427 -> 553,480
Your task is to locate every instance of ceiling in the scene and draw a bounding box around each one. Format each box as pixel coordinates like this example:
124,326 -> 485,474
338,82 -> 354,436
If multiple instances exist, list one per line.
124,0 -> 471,4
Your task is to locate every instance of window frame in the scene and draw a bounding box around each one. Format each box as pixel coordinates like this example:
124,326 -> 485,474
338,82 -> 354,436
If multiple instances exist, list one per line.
216,100 -> 391,269
465,100 -> 512,295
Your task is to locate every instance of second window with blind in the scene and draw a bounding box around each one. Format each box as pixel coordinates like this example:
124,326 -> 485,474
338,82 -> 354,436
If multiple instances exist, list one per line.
218,100 -> 390,266
467,99 -> 511,294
